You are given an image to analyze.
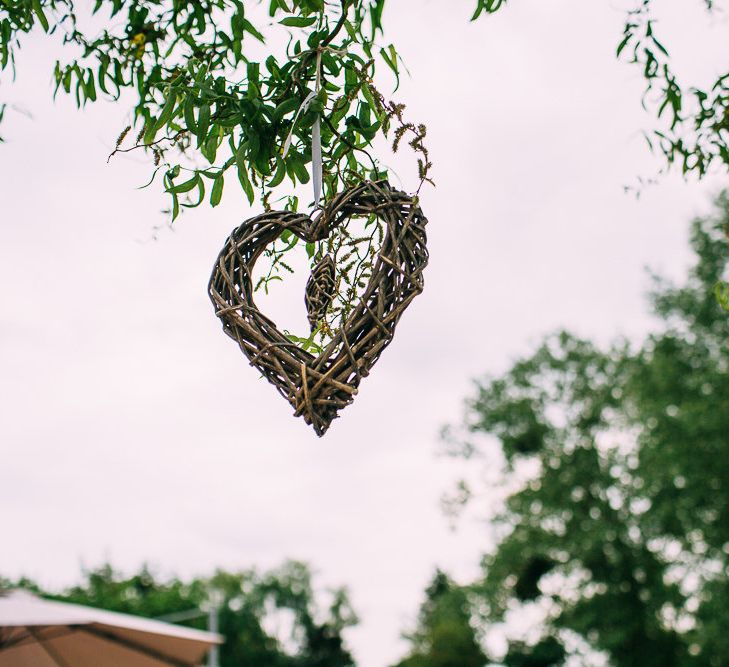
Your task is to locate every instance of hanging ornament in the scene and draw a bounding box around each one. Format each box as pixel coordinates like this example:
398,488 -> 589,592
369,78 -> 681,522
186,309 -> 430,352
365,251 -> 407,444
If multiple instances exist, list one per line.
208,42 -> 429,436
208,181 -> 428,436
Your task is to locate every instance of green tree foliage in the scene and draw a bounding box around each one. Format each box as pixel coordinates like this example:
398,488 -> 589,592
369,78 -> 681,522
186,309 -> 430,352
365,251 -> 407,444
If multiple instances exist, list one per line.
0,0 -> 437,343
0,0 -> 430,215
391,570 -> 488,667
2,1 -> 726,209
3,1 -> 728,321
501,637 -> 565,667
474,0 -> 728,181
1,560 -> 358,667
441,192 -> 729,665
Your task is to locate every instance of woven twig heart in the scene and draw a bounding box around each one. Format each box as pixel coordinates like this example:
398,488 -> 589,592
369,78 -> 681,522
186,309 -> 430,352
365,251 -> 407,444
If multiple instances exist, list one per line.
208,180 -> 428,436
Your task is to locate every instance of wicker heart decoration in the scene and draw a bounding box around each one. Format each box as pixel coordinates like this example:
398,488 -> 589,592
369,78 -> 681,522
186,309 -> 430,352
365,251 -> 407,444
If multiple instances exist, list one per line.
208,180 -> 429,436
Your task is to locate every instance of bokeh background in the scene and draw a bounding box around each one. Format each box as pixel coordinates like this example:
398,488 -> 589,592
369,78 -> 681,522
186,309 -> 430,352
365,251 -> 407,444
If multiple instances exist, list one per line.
1,1 -> 726,665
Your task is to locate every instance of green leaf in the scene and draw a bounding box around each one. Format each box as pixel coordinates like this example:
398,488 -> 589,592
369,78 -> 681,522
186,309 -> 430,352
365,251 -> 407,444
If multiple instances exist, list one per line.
361,84 -> 382,121
85,68 -> 97,102
274,97 -> 300,121
651,35 -> 670,57
144,114 -> 159,144
715,281 -> 729,311
289,152 -> 310,184
155,87 -> 176,131
241,18 -> 265,43
182,177 -> 206,208
235,149 -> 255,204
380,44 -> 400,89
32,0 -> 49,32
616,32 -> 632,57
279,233 -> 298,253
210,173 -> 225,207
196,104 -> 210,148
137,167 -> 162,190
203,132 -> 219,163
171,192 -> 180,221
183,94 -> 197,133
280,16 -> 317,27
269,157 -> 287,188
167,173 -> 200,194
370,0 -> 385,36
97,57 -> 110,95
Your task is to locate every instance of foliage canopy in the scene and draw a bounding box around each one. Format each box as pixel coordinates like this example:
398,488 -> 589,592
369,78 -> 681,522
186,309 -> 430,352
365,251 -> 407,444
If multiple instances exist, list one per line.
1,0 -> 431,218
3,0 -> 728,327
1,0 -> 727,215
1,560 -> 359,667
440,192 -> 729,665
390,570 -> 488,667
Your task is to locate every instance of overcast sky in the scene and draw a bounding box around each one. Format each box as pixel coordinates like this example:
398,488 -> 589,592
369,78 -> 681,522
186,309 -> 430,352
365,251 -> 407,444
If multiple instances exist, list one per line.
1,1 -> 727,665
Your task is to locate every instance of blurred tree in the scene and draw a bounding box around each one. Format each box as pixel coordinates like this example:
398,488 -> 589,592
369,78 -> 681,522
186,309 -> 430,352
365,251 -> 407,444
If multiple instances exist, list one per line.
502,637 -> 565,667
438,191 -> 729,665
391,570 -> 488,667
2,560 -> 358,667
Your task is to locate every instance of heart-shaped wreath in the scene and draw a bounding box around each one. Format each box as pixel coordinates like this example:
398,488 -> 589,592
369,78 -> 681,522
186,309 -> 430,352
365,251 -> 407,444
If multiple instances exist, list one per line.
208,180 -> 428,436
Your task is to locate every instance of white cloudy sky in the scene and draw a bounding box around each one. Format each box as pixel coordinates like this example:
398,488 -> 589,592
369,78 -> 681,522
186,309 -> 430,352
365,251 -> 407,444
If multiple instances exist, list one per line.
0,1 -> 726,665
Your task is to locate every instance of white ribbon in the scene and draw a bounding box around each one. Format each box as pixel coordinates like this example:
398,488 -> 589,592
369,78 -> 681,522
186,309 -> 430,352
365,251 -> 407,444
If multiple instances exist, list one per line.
282,89 -> 317,159
281,50 -> 323,207
311,115 -> 322,206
